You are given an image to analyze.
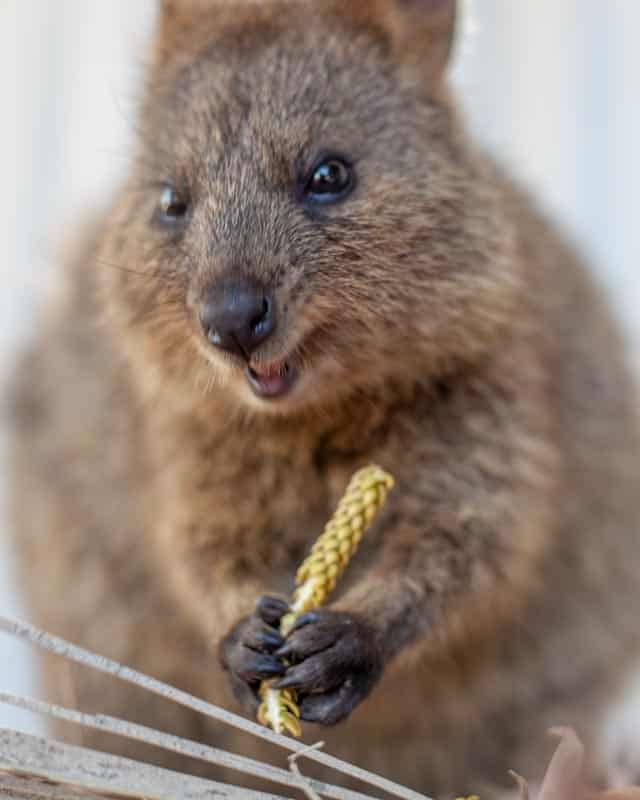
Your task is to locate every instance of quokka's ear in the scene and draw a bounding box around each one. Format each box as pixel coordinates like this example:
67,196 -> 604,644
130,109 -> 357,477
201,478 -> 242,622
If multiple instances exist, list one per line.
154,0 -> 215,61
341,0 -> 457,81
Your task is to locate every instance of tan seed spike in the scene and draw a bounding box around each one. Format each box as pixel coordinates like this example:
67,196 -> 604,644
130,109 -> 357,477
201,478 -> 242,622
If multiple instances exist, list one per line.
257,464 -> 394,736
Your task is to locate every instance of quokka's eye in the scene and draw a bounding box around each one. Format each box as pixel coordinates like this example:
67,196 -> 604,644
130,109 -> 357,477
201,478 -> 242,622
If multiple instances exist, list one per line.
303,155 -> 355,204
157,185 -> 190,224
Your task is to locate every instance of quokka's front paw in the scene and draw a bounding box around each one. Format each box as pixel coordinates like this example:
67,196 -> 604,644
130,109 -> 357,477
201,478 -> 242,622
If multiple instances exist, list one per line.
273,609 -> 383,725
219,595 -> 289,714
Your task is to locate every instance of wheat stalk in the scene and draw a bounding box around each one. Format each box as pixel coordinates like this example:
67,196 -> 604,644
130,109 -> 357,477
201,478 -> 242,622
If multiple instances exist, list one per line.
258,464 -> 394,737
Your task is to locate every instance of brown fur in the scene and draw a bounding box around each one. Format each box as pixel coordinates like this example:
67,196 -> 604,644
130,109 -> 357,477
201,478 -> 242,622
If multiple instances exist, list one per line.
8,1 -> 640,797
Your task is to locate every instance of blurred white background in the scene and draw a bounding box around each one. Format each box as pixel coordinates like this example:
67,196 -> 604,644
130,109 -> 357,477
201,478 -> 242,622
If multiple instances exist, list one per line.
2,0 -> 639,756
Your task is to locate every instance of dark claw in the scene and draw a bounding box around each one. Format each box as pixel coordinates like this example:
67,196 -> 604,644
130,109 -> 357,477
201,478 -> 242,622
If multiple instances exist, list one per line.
254,630 -> 285,652
257,595 -> 290,626
276,623 -> 339,661
273,670 -> 300,689
273,669 -> 304,691
273,654 -> 343,694
240,654 -> 286,682
290,611 -> 321,632
274,641 -> 296,660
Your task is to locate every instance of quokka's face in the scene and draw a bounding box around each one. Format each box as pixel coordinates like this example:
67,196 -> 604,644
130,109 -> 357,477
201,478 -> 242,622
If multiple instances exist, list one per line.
102,0 -> 517,415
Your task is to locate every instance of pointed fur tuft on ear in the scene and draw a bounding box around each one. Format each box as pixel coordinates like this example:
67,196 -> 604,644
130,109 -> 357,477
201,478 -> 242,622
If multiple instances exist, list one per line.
389,0 -> 457,74
340,0 -> 457,80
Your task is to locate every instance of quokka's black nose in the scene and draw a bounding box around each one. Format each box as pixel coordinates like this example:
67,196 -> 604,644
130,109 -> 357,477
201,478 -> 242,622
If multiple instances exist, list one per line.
199,283 -> 275,359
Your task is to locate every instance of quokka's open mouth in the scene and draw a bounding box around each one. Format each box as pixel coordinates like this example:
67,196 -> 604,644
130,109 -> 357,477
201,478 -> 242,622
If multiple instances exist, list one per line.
246,358 -> 298,399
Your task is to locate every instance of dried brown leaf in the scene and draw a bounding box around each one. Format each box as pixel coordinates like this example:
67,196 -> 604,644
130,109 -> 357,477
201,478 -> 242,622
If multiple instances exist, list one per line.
536,727 -> 587,800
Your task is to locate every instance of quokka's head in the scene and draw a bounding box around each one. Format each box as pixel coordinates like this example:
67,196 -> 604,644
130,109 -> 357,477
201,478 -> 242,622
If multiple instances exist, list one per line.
102,0 -> 519,416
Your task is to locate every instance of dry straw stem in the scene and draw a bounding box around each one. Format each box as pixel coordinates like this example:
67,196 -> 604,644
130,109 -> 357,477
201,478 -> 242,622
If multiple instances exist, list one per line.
0,692 -> 372,800
258,465 -> 395,737
0,615 -> 429,800
289,744 -> 327,800
0,728 -> 288,800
